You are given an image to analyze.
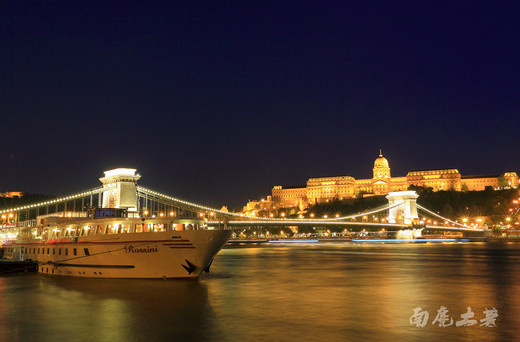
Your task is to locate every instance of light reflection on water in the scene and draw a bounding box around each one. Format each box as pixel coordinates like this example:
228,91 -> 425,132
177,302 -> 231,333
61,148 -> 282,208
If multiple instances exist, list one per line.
1,242 -> 520,341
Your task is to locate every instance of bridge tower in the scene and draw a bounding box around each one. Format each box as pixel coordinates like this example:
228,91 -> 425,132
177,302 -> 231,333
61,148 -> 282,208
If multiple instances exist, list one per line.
386,191 -> 419,224
99,168 -> 141,211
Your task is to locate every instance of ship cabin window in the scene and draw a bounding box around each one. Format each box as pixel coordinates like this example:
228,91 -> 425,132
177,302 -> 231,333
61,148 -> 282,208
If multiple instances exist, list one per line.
65,248 -> 68,256
135,224 -> 143,233
107,224 -> 120,234
121,224 -> 130,233
153,224 -> 166,232
66,227 -> 77,237
53,249 -> 55,255
96,225 -> 105,235
37,248 -> 40,254
172,224 -> 184,231
84,248 -> 90,256
73,248 -> 77,256
58,248 -> 61,256
47,248 -> 50,254
81,226 -> 93,236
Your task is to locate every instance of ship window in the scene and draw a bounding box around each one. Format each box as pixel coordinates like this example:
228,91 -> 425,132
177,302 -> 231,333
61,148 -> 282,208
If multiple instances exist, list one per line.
47,248 -> 50,254
84,248 -> 90,256
53,249 -> 55,255
108,224 -> 119,234
65,249 -> 68,256
154,224 -> 165,232
73,248 -> 77,256
37,248 -> 40,254
121,224 -> 130,233
59,248 -> 61,256
135,224 -> 143,233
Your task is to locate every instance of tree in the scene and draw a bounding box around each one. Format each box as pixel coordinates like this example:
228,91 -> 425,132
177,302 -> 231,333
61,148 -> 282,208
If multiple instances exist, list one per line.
497,175 -> 508,189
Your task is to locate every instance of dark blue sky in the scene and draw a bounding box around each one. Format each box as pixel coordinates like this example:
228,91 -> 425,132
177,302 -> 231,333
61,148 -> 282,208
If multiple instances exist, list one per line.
1,1 -> 519,208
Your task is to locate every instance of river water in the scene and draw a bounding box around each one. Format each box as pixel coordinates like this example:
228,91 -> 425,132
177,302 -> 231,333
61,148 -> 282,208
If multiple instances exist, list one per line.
1,242 -> 519,341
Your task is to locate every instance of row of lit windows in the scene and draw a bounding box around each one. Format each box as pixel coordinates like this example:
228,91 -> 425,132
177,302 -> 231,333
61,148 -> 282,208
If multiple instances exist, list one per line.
5,246 -> 89,257
34,223 -> 196,240
408,169 -> 459,176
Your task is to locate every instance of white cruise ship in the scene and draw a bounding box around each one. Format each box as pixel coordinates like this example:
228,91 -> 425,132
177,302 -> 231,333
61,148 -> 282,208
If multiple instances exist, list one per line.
1,210 -> 230,279
0,169 -> 231,279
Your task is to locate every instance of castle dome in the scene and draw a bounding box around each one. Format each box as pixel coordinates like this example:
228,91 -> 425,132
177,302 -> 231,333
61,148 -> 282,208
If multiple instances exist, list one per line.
374,152 -> 389,168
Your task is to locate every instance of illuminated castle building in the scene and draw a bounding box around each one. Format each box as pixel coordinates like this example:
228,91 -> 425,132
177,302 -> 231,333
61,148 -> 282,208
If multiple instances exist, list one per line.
243,152 -> 519,216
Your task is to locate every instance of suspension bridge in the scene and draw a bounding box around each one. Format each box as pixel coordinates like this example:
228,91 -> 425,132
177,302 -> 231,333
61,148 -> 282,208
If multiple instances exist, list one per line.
0,168 -> 485,238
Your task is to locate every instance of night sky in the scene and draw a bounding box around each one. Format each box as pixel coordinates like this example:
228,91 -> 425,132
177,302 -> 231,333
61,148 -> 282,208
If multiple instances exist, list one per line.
1,1 -> 519,209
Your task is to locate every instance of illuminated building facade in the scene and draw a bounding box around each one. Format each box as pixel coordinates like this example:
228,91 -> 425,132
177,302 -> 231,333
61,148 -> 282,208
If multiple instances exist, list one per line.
0,192 -> 24,198
242,152 -> 519,215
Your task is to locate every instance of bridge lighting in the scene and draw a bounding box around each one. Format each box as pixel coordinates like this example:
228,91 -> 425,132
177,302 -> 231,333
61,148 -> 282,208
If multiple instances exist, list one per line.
159,212 -> 164,217
8,213 -> 13,218
310,213 -> 314,218
199,213 -> 204,217
270,214 -> 274,217
67,212 -> 72,217
144,210 -> 149,216
169,211 -> 175,217
506,217 -> 511,221
335,214 -> 340,218
281,213 -> 285,217
323,215 -> 328,218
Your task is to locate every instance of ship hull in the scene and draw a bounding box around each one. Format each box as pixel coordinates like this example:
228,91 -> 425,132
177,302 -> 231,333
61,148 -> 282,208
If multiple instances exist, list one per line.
16,230 -> 231,279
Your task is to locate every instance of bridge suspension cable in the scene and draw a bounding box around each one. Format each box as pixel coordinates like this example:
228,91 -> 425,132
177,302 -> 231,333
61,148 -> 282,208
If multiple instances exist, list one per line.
416,204 -> 465,227
137,186 -> 403,222
136,186 -> 249,218
0,186 -> 104,215
312,202 -> 403,221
